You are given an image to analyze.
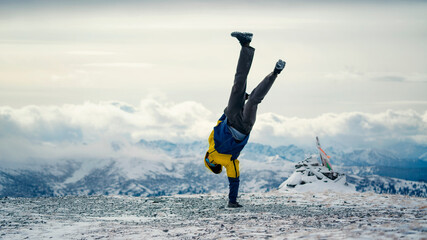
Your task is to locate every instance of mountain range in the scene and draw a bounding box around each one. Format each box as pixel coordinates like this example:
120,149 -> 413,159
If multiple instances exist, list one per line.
0,139 -> 426,198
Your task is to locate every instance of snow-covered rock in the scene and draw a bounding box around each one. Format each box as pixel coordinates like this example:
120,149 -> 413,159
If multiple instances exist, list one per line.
278,155 -> 355,193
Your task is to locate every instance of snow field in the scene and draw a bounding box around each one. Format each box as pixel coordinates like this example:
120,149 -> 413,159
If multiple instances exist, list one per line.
0,191 -> 426,239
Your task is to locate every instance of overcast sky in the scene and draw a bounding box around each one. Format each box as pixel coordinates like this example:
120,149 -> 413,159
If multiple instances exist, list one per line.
1,0 -> 426,117
0,0 -> 426,163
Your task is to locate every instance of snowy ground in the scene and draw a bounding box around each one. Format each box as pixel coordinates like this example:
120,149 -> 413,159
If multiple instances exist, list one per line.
1,192 -> 426,239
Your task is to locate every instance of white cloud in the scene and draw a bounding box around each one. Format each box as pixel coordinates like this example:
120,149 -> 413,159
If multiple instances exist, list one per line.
0,99 -> 426,165
0,98 -> 214,164
252,110 -> 427,148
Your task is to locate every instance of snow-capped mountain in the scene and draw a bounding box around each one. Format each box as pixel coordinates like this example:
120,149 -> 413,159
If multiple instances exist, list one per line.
0,139 -> 426,198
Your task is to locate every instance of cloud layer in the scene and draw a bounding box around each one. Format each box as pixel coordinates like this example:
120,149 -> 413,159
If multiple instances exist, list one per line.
1,98 -> 426,164
252,110 -> 427,149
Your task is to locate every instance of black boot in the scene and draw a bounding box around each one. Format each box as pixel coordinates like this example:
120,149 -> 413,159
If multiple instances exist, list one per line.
231,31 -> 253,46
274,59 -> 286,74
227,202 -> 243,208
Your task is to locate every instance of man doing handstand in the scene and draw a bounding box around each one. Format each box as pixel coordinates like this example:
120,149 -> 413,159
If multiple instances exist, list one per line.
204,31 -> 286,208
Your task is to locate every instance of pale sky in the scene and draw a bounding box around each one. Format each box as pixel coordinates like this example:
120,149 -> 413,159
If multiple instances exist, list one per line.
1,0 -> 426,118
1,1 -> 427,165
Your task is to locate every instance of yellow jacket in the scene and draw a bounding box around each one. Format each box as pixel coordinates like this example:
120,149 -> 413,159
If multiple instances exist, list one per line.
204,114 -> 249,178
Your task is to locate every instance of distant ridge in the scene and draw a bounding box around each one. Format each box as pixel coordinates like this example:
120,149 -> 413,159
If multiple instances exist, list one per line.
0,139 -> 426,197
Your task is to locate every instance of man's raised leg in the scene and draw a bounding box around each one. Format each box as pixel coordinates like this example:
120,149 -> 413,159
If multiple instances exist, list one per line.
241,59 -> 286,134
224,32 -> 255,130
